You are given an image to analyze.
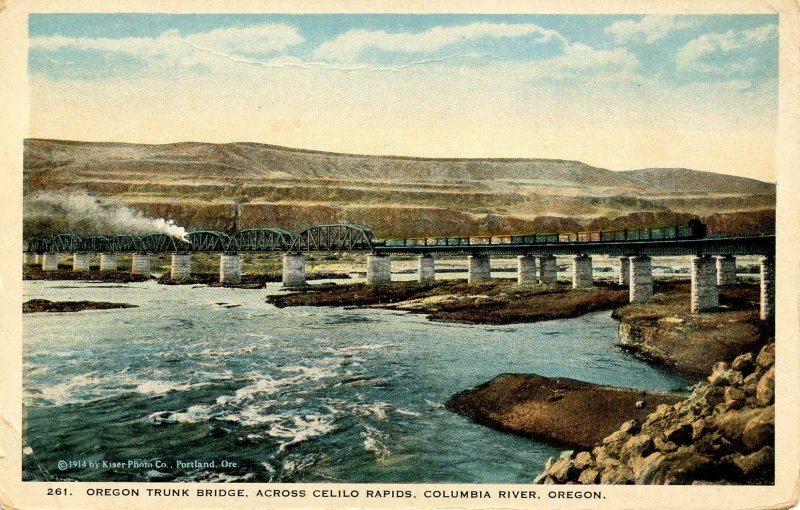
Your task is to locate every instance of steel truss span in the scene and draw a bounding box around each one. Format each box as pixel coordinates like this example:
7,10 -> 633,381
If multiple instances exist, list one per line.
289,224 -> 375,252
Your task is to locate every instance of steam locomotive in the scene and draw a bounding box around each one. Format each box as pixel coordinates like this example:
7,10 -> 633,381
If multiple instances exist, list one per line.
376,219 -> 707,248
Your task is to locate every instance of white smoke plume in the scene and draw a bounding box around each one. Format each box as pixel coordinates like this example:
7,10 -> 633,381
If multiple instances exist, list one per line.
24,191 -> 190,241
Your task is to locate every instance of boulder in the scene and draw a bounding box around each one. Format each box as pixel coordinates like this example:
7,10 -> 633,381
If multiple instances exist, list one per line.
600,465 -> 634,484
732,446 -> 774,478
742,408 -> 774,451
654,437 -> 679,453
574,451 -> 594,470
731,352 -> 755,374
742,373 -> 758,396
756,367 -> 775,406
619,419 -> 641,435
577,468 -> 600,484
622,434 -> 654,461
756,343 -> 775,369
724,387 -> 746,410
636,446 -> 714,484
691,418 -> 706,440
708,362 -> 743,387
549,457 -> 581,483
664,424 -> 694,446
633,451 -> 664,482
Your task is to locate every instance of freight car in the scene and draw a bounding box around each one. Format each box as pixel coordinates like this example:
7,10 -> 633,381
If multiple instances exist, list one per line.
374,220 -> 706,247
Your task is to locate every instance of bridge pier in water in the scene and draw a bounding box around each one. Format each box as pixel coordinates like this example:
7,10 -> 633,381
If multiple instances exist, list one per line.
619,256 -> 630,286
629,255 -> 653,303
42,253 -> 59,271
220,253 -> 242,284
517,255 -> 537,285
171,253 -> 192,280
282,253 -> 306,287
538,255 -> 557,283
367,254 -> 392,284
691,255 -> 719,312
760,255 -> 775,321
468,254 -> 491,283
100,253 -> 118,271
572,255 -> 593,288
716,255 -> 737,285
131,253 -> 151,276
418,254 -> 435,284
72,252 -> 90,272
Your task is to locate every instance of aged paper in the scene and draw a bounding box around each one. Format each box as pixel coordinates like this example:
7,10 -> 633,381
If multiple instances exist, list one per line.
1,0 -> 799,508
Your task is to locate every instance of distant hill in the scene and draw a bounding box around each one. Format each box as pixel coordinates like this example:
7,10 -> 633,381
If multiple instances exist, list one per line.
620,168 -> 774,195
23,139 -> 775,238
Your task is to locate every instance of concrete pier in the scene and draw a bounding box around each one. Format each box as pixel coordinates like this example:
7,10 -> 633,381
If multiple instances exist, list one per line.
619,256 -> 630,286
760,255 -> 775,321
691,255 -> 719,312
716,255 -> 737,285
418,254 -> 435,284
170,253 -> 192,280
42,253 -> 59,271
539,255 -> 558,284
282,253 -> 306,287
629,255 -> 653,303
367,254 -> 392,285
468,254 -> 491,283
220,253 -> 242,284
100,253 -> 118,272
24,253 -> 35,265
34,253 -> 42,266
572,255 -> 593,289
517,255 -> 537,285
72,252 -> 90,272
131,253 -> 151,276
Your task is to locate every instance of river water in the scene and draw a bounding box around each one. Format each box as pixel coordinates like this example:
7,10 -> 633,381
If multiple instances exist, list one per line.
23,279 -> 690,483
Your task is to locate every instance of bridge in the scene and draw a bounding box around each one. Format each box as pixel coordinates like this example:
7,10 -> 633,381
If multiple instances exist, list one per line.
24,223 -> 775,320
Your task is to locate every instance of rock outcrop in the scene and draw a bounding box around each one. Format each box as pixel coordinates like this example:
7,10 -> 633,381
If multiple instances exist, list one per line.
534,342 -> 775,485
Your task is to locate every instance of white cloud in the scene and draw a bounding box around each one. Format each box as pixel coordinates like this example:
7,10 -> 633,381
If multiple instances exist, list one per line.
605,15 -> 697,45
312,22 -> 565,62
675,25 -> 778,73
543,43 -> 639,76
180,25 -> 304,57
29,24 -> 304,60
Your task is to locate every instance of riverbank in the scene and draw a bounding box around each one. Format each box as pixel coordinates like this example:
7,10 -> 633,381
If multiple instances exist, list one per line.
446,374 -> 682,448
23,298 -> 137,313
613,282 -> 769,377
267,280 -> 629,324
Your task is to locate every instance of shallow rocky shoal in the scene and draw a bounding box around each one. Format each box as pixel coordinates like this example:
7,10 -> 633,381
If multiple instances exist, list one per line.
22,299 -> 138,313
268,280 -> 629,325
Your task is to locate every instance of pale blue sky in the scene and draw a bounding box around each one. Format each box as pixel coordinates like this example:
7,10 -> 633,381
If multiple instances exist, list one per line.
28,14 -> 779,180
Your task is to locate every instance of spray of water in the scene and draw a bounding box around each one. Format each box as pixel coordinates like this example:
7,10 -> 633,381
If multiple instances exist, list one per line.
23,191 -> 191,241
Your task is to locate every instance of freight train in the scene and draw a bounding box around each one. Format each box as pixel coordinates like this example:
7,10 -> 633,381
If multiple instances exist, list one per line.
376,219 -> 707,248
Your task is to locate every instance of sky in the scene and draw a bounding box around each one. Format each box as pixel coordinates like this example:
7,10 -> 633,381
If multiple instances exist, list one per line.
28,14 -> 779,181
